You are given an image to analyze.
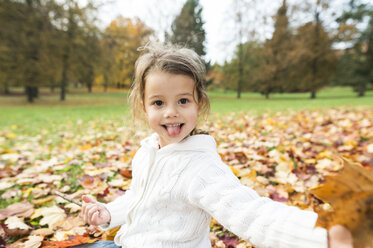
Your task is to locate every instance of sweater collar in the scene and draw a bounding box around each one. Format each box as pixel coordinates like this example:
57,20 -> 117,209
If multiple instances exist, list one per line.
140,133 -> 217,154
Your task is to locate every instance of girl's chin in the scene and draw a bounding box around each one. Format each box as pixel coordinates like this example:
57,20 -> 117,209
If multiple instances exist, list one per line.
158,133 -> 189,147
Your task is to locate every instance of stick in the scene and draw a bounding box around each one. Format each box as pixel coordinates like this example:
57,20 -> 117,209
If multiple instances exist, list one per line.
52,190 -> 82,207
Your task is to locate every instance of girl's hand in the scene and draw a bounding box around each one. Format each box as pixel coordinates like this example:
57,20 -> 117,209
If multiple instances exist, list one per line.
80,195 -> 111,226
328,225 -> 354,248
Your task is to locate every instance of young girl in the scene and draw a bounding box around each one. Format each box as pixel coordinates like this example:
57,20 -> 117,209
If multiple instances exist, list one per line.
78,43 -> 353,248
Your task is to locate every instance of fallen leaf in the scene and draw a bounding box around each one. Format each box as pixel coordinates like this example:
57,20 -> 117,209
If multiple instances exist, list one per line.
311,156 -> 373,248
31,228 -> 54,236
31,206 -> 67,228
5,216 -> 31,230
119,168 -> 132,178
0,202 -> 34,220
31,195 -> 55,205
9,235 -> 43,248
42,234 -> 97,247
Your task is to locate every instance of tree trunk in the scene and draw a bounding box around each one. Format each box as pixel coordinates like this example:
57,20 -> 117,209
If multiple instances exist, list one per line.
310,90 -> 316,99
87,83 -> 92,93
26,86 -> 34,103
32,86 -> 38,98
265,92 -> 269,99
358,90 -> 365,97
3,83 -> 10,95
60,54 -> 67,101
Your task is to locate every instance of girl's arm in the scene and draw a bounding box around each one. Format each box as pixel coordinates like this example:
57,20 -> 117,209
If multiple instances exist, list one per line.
188,159 -> 328,248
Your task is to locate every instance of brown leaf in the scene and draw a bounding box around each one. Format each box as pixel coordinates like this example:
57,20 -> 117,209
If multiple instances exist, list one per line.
78,175 -> 101,189
2,222 -> 31,237
0,202 -> 34,220
119,168 -> 132,178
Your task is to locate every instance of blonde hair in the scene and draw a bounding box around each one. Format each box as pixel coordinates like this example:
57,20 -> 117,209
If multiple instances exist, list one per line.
129,42 -> 210,122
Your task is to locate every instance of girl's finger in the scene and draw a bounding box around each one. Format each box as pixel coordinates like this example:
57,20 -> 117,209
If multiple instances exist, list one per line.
82,203 -> 94,223
87,205 -> 99,224
91,211 -> 101,226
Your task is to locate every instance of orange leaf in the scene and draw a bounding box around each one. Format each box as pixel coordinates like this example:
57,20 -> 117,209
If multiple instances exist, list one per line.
42,234 -> 97,248
310,155 -> 373,248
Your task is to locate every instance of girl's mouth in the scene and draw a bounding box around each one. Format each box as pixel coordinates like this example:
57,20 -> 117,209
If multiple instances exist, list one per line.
162,123 -> 184,137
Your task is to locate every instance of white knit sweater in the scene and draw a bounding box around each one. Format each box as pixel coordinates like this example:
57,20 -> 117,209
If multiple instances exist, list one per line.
101,133 -> 327,248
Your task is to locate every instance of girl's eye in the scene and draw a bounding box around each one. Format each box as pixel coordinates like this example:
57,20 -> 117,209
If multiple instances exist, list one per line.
179,98 -> 189,104
153,100 -> 163,106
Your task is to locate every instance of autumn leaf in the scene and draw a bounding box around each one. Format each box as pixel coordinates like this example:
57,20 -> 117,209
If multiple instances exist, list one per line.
1,107 -> 372,247
42,234 -> 97,248
5,216 -> 31,230
310,155 -> 373,248
31,206 -> 67,228
3,216 -> 32,237
0,202 -> 34,220
9,235 -> 43,248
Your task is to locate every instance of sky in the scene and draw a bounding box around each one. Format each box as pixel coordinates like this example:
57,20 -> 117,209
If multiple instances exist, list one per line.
95,0 -> 286,64
94,0 -> 351,64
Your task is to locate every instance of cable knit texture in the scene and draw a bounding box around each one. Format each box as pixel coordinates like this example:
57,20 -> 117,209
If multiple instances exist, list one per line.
100,133 -> 327,248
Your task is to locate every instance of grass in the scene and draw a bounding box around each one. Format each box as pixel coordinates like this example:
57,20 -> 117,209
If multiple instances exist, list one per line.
0,86 -> 372,134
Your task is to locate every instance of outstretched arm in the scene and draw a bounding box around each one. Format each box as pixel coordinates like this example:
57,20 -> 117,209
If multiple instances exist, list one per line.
188,159 -> 327,248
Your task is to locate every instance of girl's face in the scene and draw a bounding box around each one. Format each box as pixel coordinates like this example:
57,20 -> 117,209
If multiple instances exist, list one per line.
143,71 -> 200,148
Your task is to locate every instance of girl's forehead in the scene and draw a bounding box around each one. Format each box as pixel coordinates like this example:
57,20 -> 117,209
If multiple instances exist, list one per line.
144,72 -> 197,97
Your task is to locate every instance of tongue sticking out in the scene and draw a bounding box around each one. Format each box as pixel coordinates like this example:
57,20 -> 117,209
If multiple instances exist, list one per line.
166,125 -> 181,137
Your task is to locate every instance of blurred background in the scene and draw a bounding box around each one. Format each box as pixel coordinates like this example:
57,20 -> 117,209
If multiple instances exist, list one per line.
0,0 -> 372,103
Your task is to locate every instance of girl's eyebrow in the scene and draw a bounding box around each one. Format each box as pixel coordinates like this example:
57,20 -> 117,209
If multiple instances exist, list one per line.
149,93 -> 193,99
178,93 -> 194,97
148,95 -> 163,99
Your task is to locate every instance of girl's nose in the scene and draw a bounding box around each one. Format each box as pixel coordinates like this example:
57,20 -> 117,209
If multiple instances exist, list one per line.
164,105 -> 179,118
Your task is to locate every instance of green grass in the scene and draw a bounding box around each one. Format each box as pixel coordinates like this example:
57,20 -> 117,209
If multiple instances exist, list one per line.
209,87 -> 373,113
0,86 -> 372,134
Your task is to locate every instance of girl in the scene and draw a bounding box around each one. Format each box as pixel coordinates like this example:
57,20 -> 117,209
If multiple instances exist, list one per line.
78,43 -> 353,248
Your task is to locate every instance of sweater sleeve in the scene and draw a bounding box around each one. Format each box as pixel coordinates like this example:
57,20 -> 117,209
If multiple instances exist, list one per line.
187,159 -> 328,248
99,189 -> 134,230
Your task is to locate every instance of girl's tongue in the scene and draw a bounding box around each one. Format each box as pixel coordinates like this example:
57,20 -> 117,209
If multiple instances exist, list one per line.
165,125 -> 182,137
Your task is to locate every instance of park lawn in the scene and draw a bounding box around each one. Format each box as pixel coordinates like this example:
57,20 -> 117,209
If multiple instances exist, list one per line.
0,86 -> 372,135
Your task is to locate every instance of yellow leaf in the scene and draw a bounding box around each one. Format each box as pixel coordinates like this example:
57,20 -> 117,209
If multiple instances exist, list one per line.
80,143 -> 91,151
6,132 -> 16,139
310,156 -> 373,248
229,166 -> 239,177
31,195 -> 55,205
102,226 -> 121,241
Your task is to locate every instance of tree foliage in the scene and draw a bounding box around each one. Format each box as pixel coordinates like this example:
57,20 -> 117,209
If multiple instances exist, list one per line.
0,0 -> 153,102
167,0 -> 206,58
254,0 -> 292,98
99,16 -> 153,91
334,1 -> 373,96
291,21 -> 337,97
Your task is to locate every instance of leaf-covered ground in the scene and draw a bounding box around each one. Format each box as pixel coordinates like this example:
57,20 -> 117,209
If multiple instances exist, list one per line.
0,107 -> 372,248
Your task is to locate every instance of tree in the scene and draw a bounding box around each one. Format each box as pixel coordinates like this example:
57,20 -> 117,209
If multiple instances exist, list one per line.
335,1 -> 373,96
220,41 -> 265,94
291,21 -> 337,98
260,0 -> 293,99
99,16 -> 153,91
0,0 -> 59,102
298,0 -> 337,98
167,0 -> 206,58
